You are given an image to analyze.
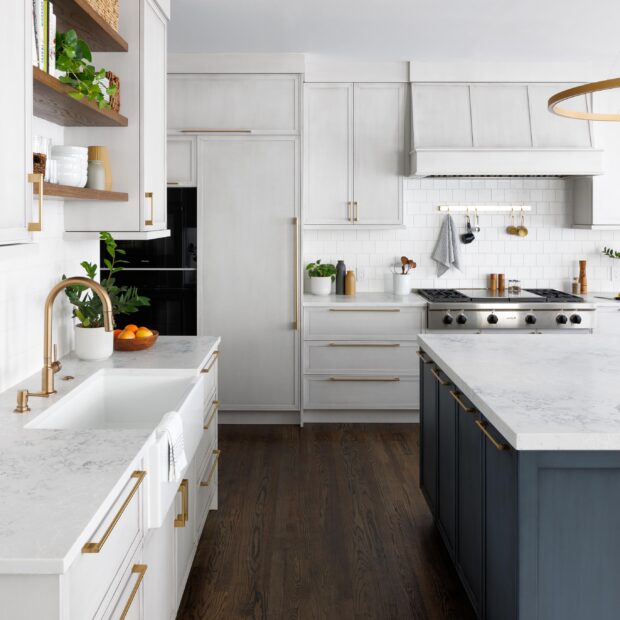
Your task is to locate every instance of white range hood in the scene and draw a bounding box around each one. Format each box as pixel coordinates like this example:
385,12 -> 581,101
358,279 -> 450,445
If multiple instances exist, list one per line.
409,82 -> 603,178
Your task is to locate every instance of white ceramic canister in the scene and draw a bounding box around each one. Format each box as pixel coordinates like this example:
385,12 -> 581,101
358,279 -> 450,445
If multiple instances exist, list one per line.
393,273 -> 412,296
86,160 -> 106,190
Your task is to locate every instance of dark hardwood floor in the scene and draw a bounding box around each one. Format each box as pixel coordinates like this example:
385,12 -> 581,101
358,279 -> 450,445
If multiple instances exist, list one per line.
177,424 -> 475,620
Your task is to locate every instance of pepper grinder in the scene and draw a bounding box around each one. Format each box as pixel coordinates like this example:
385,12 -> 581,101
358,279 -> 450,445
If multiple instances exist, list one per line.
579,260 -> 588,295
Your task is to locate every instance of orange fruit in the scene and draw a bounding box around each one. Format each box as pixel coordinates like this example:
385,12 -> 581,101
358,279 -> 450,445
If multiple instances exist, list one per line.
124,324 -> 139,333
117,329 -> 136,340
135,327 -> 154,338
113,329 -> 122,338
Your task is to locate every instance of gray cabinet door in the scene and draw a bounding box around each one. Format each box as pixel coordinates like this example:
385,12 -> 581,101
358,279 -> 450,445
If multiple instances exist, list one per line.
419,357 -> 438,515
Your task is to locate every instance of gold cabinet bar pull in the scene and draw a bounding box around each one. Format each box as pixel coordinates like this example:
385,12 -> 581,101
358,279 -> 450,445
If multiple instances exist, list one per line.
430,367 -> 451,386
180,129 -> 252,133
347,201 -> 353,223
28,173 -> 44,232
119,564 -> 147,620
167,181 -> 180,185
200,449 -> 222,488
475,420 -> 510,451
174,479 -> 189,528
417,350 -> 433,363
328,308 -> 400,313
328,342 -> 400,348
329,376 -> 400,382
144,192 -> 154,226
293,217 -> 300,330
353,201 -> 358,222
450,390 -> 476,413
204,400 -> 220,430
82,471 -> 146,553
201,350 -> 220,374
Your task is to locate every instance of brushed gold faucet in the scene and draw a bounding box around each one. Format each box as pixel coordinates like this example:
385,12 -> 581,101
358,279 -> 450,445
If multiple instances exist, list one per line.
15,277 -> 113,412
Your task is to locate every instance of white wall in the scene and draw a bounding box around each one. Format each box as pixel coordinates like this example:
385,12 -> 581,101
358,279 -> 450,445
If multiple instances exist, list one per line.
303,177 -> 620,293
0,118 -> 98,392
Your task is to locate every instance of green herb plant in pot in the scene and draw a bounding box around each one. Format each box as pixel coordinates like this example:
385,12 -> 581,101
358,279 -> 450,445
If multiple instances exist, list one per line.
64,232 -> 150,360
306,259 -> 336,296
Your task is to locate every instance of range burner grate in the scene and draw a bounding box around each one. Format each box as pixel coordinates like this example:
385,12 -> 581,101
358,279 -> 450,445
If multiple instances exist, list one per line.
525,289 -> 585,303
417,289 -> 471,303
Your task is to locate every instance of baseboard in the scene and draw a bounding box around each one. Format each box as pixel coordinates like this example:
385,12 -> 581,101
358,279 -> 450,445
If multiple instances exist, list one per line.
219,410 -> 301,424
218,410 -> 420,424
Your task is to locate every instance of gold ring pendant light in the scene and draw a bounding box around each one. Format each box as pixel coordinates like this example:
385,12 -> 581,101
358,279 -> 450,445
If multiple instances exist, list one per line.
548,77 -> 620,121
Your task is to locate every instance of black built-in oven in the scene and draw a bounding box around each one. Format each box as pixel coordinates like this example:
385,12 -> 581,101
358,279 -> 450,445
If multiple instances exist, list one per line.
100,188 -> 197,335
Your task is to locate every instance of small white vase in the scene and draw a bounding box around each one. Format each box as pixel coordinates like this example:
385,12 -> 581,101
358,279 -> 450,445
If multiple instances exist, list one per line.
74,325 -> 114,361
393,273 -> 412,296
310,276 -> 333,296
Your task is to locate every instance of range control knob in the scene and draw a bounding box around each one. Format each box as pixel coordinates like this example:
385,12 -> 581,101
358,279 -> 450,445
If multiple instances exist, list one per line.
456,314 -> 467,325
570,314 -> 582,324
556,314 -> 568,325
525,314 -> 537,325
487,314 -> 499,325
443,314 -> 454,325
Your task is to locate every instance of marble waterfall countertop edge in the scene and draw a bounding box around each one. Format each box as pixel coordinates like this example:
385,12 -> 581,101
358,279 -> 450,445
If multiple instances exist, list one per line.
303,292 -> 427,307
0,336 -> 220,574
417,334 -> 620,451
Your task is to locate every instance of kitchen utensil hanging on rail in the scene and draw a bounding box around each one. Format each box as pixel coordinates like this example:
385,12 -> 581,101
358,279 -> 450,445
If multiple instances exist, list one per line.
460,210 -> 476,244
506,209 -> 518,235
517,208 -> 529,237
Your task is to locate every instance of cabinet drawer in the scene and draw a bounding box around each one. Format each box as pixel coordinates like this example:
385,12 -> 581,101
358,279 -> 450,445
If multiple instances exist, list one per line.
304,375 -> 419,410
200,350 -> 219,400
70,470 -> 146,619
304,307 -> 423,340
96,553 -> 146,620
196,397 -> 219,475
304,341 -> 419,374
196,448 -> 220,534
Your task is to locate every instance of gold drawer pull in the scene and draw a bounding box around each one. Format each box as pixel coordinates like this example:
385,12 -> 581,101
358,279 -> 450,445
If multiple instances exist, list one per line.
476,420 -> 510,451
180,129 -> 252,133
28,173 -> 44,232
144,192 -> 154,226
417,350 -> 433,363
430,367 -> 451,386
353,201 -> 358,222
174,479 -> 189,528
329,308 -> 400,312
450,390 -> 476,413
82,471 -> 146,553
204,400 -> 220,430
200,449 -> 221,488
328,342 -> 400,348
201,351 -> 220,374
329,376 -> 400,382
119,564 -> 147,620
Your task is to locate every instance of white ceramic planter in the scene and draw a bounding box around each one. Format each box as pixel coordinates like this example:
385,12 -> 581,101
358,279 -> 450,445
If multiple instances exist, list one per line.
310,276 -> 333,296
74,325 -> 114,361
393,273 -> 412,296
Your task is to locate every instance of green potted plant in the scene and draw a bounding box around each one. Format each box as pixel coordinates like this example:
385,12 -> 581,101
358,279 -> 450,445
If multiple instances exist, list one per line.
306,259 -> 336,296
64,232 -> 150,360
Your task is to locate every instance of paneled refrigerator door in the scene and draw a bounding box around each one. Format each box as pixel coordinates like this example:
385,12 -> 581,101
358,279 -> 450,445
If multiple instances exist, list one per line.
198,136 -> 300,411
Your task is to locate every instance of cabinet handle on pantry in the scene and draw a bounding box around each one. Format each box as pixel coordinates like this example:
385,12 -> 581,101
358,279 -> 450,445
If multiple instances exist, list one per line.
174,479 -> 189,528
200,449 -> 221,488
144,191 -> 154,226
449,390 -> 476,413
82,471 -> 146,553
201,351 -> 220,374
28,173 -> 44,232
119,564 -> 147,620
294,217 -> 300,330
204,400 -> 220,430
417,350 -> 433,363
475,420 -> 510,451
430,367 -> 451,386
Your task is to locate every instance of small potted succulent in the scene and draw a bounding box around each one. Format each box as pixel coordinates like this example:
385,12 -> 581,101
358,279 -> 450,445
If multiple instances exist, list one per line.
392,256 -> 417,295
306,259 -> 336,296
64,232 -> 150,360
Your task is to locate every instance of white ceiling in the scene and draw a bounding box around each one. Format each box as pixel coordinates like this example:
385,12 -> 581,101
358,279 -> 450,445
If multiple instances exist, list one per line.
169,0 -> 620,63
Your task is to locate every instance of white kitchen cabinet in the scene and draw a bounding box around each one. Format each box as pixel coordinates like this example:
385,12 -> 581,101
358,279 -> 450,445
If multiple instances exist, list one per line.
168,136 -> 197,186
167,74 -> 299,133
0,0 -> 33,245
175,471 -> 196,602
597,306 -> 620,335
304,82 -> 406,227
64,0 -> 168,235
198,136 -> 300,412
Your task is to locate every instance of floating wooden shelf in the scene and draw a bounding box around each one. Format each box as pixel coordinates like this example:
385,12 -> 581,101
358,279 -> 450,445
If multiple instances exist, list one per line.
35,182 -> 128,202
53,0 -> 128,52
33,68 -> 128,127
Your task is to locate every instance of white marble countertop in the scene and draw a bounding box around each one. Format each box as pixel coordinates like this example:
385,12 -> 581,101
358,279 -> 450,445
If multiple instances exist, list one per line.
586,292 -> 620,307
418,333 -> 620,451
303,292 -> 427,307
0,336 -> 219,574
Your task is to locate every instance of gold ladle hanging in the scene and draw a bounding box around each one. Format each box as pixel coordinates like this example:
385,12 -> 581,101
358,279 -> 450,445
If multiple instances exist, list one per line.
517,209 -> 528,237
506,209 -> 517,235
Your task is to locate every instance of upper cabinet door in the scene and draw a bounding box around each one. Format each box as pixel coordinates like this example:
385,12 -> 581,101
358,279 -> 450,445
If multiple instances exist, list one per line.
0,0 -> 32,245
353,83 -> 406,225
470,85 -> 532,147
168,74 -> 299,133
167,136 -> 196,187
142,0 -> 168,230
304,83 -> 354,225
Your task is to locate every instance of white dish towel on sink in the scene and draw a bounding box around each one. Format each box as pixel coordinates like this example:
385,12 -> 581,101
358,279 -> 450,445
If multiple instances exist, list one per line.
158,411 -> 188,482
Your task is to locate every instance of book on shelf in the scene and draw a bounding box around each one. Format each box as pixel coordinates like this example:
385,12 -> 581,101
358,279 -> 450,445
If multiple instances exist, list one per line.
32,0 -> 57,76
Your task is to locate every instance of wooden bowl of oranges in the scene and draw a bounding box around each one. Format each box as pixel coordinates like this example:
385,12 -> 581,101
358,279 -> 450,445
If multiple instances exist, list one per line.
113,324 -> 159,351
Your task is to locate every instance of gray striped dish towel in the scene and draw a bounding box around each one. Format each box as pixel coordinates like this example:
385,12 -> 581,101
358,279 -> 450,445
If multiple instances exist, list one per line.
432,214 -> 462,277
158,411 -> 188,482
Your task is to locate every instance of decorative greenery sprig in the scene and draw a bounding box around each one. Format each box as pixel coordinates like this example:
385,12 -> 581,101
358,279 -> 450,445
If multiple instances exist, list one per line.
64,232 -> 150,328
56,30 -> 117,109
306,259 -> 337,280
603,247 -> 620,260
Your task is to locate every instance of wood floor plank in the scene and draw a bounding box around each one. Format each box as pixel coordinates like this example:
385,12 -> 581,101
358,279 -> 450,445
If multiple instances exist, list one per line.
177,424 -> 475,620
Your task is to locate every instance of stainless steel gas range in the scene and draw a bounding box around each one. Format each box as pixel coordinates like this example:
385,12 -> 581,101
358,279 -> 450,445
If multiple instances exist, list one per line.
418,288 -> 596,333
